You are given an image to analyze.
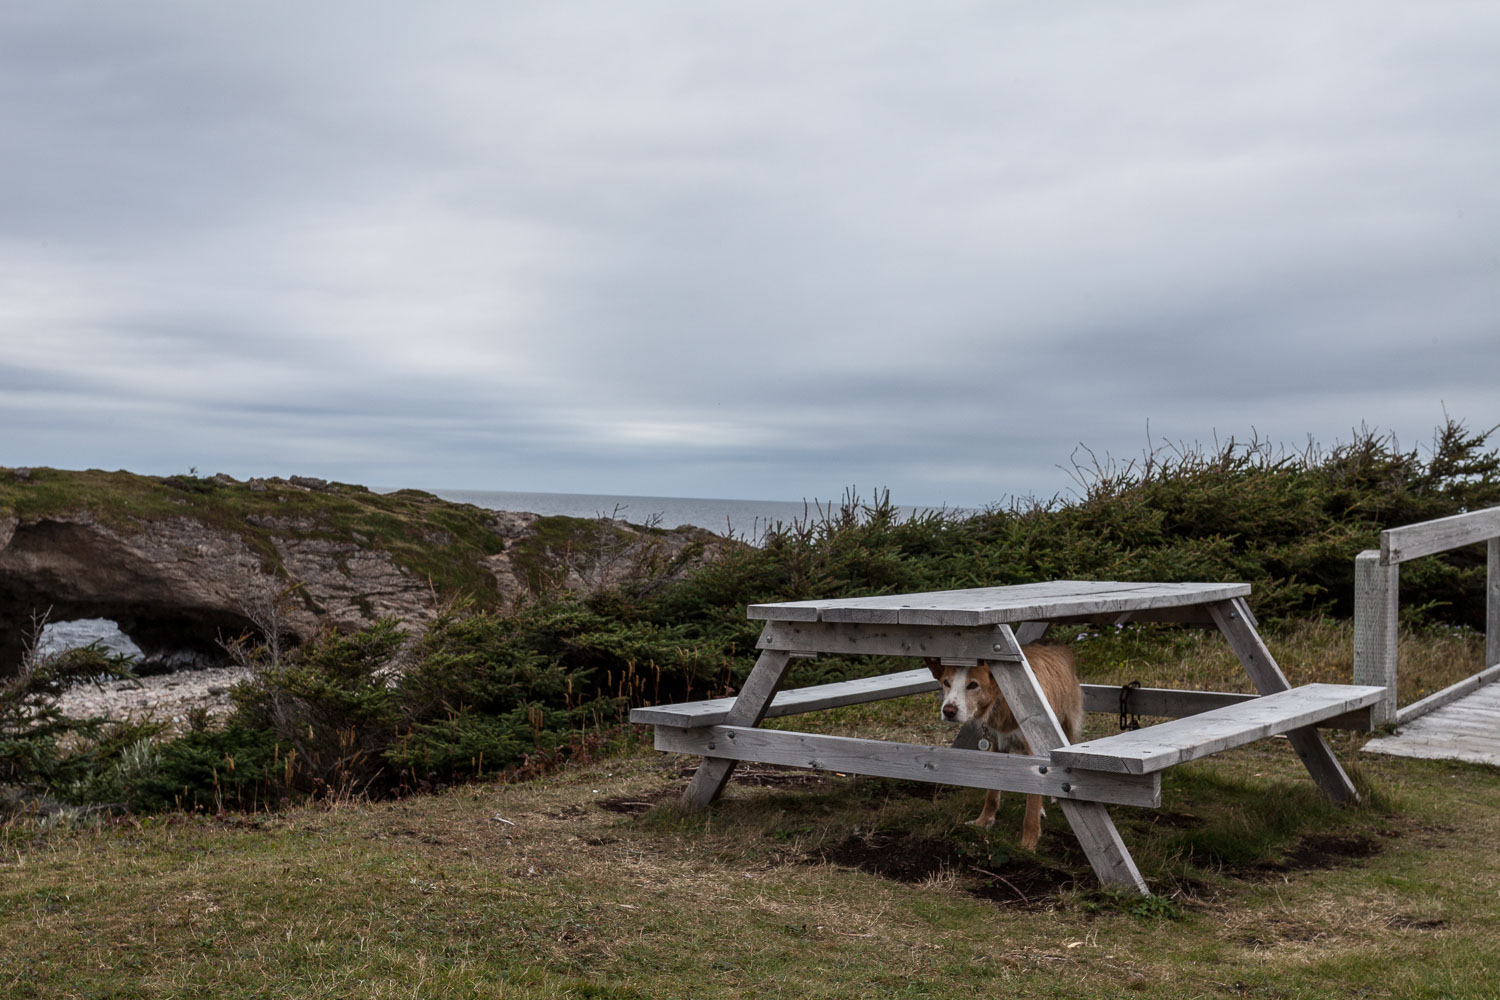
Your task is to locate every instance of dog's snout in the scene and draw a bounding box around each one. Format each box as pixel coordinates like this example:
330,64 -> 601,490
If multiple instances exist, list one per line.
942,702 -> 958,720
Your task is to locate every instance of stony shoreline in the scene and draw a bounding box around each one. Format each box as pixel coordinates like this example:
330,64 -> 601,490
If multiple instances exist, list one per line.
57,664 -> 251,727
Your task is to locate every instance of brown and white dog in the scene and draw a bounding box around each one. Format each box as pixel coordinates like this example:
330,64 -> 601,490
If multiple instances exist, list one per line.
927,645 -> 1084,850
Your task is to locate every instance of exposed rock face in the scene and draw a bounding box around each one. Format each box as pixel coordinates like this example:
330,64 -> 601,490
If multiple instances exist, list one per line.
0,471 -> 728,672
0,512 -> 323,669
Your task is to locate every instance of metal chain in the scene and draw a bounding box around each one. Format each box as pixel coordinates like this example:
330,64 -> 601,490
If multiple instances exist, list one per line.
1119,680 -> 1142,731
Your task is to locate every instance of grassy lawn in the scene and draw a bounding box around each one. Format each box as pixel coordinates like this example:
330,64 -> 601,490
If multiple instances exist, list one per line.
4,685 -> 1497,999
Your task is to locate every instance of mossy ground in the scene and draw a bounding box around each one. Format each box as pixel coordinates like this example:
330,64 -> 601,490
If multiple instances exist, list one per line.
0,467 -> 509,601
3,695 -> 1496,999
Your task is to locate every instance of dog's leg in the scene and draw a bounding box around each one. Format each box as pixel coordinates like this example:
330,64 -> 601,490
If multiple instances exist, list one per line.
972,789 -> 1000,828
1020,794 -> 1044,850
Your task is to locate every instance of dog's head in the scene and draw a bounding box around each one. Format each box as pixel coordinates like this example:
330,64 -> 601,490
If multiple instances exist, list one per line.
926,658 -> 998,725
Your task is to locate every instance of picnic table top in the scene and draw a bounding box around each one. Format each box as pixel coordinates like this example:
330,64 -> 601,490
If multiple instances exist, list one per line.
747,580 -> 1252,626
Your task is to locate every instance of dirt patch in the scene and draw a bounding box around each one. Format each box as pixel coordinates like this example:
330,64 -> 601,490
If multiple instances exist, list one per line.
1282,833 -> 1382,868
1148,810 -> 1208,830
812,832 -> 964,883
1241,832 -> 1385,879
807,832 -> 1078,910
596,791 -> 675,815
965,861 -> 1082,907
676,762 -> 828,789
733,767 -> 829,789
1387,914 -> 1447,931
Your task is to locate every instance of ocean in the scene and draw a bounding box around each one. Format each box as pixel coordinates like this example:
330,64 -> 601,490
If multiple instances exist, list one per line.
38,617 -> 144,661
421,489 -> 964,537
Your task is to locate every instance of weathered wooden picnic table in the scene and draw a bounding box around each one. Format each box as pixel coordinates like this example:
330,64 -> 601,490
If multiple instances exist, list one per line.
629,581 -> 1384,893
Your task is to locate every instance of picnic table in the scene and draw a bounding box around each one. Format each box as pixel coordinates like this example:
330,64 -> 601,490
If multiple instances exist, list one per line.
629,581 -> 1384,893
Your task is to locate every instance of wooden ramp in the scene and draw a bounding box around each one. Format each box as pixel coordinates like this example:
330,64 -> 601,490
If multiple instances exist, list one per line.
1363,681 -> 1500,767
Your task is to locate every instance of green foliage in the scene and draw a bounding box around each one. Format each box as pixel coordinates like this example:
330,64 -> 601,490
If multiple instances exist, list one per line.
643,420 -> 1500,673
11,418 -> 1498,816
230,619 -> 408,794
0,641 -> 137,805
0,467 -> 509,603
216,609 -> 626,800
1082,890 -> 1186,921
112,723 -> 288,813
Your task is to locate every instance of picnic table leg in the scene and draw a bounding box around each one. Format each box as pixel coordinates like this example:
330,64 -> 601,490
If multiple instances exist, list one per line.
1014,621 -> 1051,644
988,627 -> 1149,894
1207,598 -> 1360,804
682,647 -> 794,808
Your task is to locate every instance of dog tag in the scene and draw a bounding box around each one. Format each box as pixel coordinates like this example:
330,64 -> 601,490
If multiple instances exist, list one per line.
977,738 -> 991,751
950,720 -> 986,750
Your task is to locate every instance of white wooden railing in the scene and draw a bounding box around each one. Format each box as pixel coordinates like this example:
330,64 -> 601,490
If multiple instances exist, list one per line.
1353,506 -> 1500,726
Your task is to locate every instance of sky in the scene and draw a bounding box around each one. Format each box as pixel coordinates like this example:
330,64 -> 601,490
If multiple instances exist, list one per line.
1,2 -> 1496,508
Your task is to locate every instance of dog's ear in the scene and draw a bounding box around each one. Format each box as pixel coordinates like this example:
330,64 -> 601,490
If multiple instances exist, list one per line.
924,657 -> 943,680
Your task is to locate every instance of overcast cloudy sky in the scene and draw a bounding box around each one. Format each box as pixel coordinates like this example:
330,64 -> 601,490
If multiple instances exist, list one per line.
2,3 -> 1496,507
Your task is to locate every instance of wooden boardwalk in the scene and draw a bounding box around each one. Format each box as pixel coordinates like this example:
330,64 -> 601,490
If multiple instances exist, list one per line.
1363,681 -> 1500,767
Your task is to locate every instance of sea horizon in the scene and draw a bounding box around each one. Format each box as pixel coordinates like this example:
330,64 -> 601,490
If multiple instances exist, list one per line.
402,487 -> 971,537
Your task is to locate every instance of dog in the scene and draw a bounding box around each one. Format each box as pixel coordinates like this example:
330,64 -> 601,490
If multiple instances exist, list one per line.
927,644 -> 1084,850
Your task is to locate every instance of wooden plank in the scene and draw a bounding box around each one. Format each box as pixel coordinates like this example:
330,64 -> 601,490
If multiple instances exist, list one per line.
1085,684 -> 1256,719
1053,684 -> 1384,774
1381,506 -> 1500,565
1395,663 -> 1500,725
748,581 -> 1098,623
1014,621 -> 1051,644
1417,695 -> 1500,722
1054,798 -> 1145,890
631,668 -> 940,728
748,581 -> 1251,626
892,583 -> 1253,627
986,629 -> 1149,894
986,631 -> 1069,754
1084,683 -> 1371,731
754,620 -> 1021,661
1210,598 -> 1364,801
1395,714 -> 1500,738
1353,551 -> 1400,727
1409,685 -> 1500,720
1409,694 -> 1500,724
1489,538 -> 1499,670
637,671 -> 1374,731
1389,717 -> 1500,738
1362,740 -> 1500,766
681,648 -> 793,808
1043,606 -> 1219,626
654,726 -> 1161,808
1374,728 -> 1500,749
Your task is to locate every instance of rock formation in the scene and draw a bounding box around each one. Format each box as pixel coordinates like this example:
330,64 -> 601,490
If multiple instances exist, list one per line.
0,469 -> 726,672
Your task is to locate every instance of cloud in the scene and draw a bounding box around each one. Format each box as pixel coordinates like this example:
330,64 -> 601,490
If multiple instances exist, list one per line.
1,2 -> 1496,505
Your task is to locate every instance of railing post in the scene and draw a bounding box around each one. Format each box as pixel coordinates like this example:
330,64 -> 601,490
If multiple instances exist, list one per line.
1354,549 -> 1399,727
1488,538 -> 1499,669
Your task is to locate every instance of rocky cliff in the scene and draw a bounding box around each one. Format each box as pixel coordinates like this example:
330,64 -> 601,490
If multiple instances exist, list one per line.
0,468 -> 726,671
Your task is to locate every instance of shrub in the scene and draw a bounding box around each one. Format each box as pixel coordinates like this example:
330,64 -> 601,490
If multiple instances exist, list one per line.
0,635 -> 136,811
23,418 -> 1500,815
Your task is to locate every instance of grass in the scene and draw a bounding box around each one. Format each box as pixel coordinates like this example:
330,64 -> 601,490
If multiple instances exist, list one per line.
3,622 -> 1497,998
0,467 -> 511,601
2,729 -> 1495,999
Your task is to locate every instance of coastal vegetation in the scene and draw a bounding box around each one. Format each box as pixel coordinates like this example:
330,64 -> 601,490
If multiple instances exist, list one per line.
2,419 -> 1496,816
5,675 -> 1500,998
0,469 -> 512,600
2,419 -> 1499,996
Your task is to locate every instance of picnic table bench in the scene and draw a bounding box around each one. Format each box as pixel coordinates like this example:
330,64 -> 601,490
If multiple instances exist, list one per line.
630,581 -> 1384,894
